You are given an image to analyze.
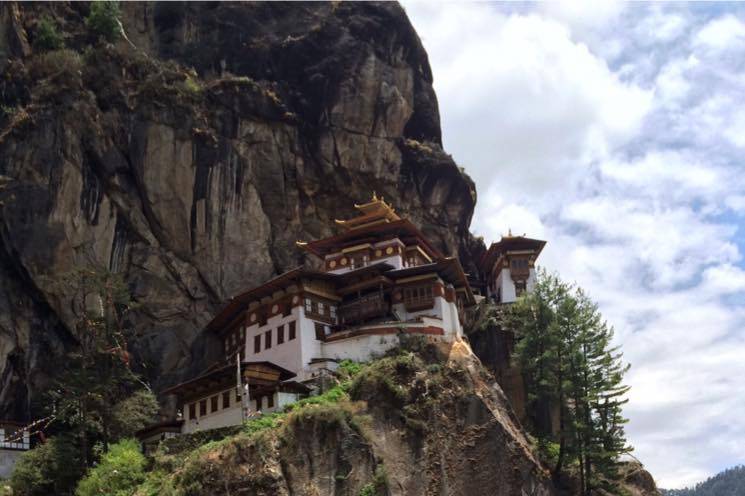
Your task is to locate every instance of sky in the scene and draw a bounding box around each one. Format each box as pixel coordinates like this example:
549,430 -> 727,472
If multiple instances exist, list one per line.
404,1 -> 745,490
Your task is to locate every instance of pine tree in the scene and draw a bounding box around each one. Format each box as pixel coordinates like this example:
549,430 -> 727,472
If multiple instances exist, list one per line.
46,268 -> 154,468
506,270 -> 632,493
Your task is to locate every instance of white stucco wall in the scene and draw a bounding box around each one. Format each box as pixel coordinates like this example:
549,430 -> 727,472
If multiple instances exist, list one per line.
0,449 -> 24,479
493,267 -> 538,303
527,267 -> 537,293
244,307 -> 307,374
321,333 -> 401,362
496,268 -> 517,303
393,296 -> 460,338
183,401 -> 243,434
182,389 -> 302,433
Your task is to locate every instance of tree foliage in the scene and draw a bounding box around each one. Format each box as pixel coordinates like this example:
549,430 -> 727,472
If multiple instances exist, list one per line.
662,466 -> 745,496
85,1 -> 121,42
12,268 -> 157,495
46,269 -> 148,462
34,16 -> 64,51
75,439 -> 147,496
504,270 -> 632,494
9,435 -> 85,496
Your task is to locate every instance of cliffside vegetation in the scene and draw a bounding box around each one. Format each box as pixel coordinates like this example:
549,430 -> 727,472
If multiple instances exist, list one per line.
15,341 -> 551,496
502,271 -> 633,494
9,269 -> 158,495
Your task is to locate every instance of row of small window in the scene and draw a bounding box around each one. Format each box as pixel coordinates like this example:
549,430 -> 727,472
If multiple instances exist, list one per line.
186,390 -> 275,420
304,297 -> 337,320
403,285 -> 434,302
253,320 -> 297,353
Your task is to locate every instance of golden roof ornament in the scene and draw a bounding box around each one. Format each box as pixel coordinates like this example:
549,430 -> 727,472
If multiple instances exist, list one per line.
336,193 -> 401,230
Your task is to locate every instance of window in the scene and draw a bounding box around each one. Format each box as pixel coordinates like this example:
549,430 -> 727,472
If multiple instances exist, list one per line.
267,394 -> 275,408
510,259 -> 529,272
330,305 -> 337,321
189,403 -> 196,420
199,400 -> 207,416
315,322 -> 325,340
288,321 -> 296,340
304,298 -> 312,313
515,280 -> 527,296
318,303 -> 325,315
277,324 -> 285,344
254,335 -> 261,353
265,330 -> 272,349
404,285 -> 434,310
211,395 -> 218,413
222,391 -> 231,409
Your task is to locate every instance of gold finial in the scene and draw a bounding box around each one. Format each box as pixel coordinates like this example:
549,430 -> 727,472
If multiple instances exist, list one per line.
508,228 -> 512,237
295,240 -> 308,247
372,191 -> 378,201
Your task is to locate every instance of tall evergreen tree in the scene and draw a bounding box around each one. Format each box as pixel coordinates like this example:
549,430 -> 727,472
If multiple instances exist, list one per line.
506,270 -> 632,493
45,268 -> 156,469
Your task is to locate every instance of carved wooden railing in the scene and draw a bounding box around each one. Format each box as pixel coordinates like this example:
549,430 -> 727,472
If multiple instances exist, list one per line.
339,293 -> 389,325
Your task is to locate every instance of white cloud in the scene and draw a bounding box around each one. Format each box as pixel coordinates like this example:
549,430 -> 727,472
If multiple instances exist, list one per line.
406,2 -> 745,489
541,0 -> 626,33
406,2 -> 652,202
695,14 -> 745,51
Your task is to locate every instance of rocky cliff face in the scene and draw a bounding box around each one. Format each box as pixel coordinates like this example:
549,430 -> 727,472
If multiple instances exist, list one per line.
139,344 -> 556,496
0,1 -> 482,419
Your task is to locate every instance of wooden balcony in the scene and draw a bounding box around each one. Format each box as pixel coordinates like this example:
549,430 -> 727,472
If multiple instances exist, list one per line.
339,293 -> 389,325
404,296 -> 435,312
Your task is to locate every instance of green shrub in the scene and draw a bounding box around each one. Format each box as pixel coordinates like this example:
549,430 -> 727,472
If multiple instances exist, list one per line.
10,436 -> 85,496
9,442 -> 55,496
243,412 -> 284,436
337,359 -> 363,378
283,384 -> 349,412
35,16 -> 63,51
76,439 -> 147,496
86,1 -> 121,42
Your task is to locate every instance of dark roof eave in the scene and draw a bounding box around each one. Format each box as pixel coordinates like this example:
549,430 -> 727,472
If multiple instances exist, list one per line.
163,361 -> 296,396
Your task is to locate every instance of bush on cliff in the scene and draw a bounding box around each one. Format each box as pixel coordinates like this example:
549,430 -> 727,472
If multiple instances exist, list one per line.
85,1 -> 121,43
76,439 -> 147,496
10,435 -> 85,496
34,17 -> 64,51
